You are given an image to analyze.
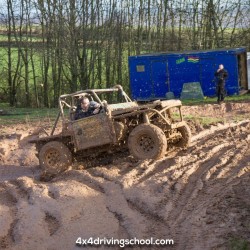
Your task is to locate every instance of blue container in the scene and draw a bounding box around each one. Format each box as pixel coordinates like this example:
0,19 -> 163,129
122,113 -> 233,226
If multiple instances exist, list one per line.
129,47 -> 248,100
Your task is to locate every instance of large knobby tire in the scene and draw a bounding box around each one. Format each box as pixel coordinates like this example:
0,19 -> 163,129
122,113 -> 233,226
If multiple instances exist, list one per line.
175,124 -> 191,148
128,124 -> 167,160
39,141 -> 72,176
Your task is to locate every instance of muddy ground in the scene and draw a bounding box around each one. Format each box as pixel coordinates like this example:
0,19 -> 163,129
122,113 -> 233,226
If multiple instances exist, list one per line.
0,102 -> 249,250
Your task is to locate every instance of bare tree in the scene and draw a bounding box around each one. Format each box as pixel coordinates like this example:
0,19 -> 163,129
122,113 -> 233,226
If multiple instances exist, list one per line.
0,0 -> 249,107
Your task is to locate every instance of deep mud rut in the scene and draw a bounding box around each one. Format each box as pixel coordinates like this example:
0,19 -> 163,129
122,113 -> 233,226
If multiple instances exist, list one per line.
0,103 -> 249,250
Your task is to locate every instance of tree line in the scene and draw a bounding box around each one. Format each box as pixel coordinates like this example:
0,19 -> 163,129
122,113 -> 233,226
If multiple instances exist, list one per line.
0,0 -> 249,107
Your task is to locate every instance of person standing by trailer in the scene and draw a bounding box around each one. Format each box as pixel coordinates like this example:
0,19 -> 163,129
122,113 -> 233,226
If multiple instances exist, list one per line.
214,64 -> 228,104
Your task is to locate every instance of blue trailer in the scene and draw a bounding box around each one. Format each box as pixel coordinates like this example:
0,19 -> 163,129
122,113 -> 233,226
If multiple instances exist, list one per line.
128,47 -> 248,100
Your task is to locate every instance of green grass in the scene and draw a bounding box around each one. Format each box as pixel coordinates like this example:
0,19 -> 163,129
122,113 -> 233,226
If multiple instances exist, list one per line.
0,91 -> 249,126
181,114 -> 225,126
179,93 -> 250,126
229,237 -> 249,250
182,93 -> 250,105
0,104 -> 58,125
0,33 -> 43,42
0,44 -> 131,102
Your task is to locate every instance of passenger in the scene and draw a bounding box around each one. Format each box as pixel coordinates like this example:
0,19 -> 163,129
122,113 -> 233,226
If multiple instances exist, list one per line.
74,97 -> 101,120
214,64 -> 228,104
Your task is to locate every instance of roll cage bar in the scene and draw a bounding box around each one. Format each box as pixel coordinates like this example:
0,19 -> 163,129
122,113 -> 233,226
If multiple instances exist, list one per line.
48,85 -> 132,136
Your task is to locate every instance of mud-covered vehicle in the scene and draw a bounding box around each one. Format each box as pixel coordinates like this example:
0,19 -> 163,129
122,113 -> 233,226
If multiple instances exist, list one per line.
30,85 -> 191,175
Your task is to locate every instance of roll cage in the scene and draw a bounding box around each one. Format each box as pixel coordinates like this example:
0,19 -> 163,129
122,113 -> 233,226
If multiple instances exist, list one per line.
50,85 -> 132,136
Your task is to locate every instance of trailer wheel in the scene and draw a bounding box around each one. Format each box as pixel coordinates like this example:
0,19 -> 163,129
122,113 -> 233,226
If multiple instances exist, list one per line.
39,141 -> 72,176
175,124 -> 191,148
128,124 -> 167,160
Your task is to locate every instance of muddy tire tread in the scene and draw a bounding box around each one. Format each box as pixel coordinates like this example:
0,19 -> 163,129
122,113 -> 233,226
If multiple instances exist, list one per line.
128,124 -> 167,160
39,141 -> 72,176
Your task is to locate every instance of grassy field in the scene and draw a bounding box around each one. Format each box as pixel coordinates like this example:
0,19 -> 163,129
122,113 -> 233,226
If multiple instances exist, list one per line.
0,41 -> 131,103
181,92 -> 250,105
0,93 -> 249,126
0,103 -> 58,125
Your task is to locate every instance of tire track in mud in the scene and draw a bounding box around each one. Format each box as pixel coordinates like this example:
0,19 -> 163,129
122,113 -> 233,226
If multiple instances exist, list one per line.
0,119 -> 249,249
169,144 -> 233,222
69,121 -> 249,249
86,168 -> 161,238
163,121 -> 250,249
0,178 -> 64,249
0,183 -> 18,249
207,143 -> 249,181
58,170 -> 132,240
0,180 -> 34,247
79,167 -> 172,241
83,160 -> 180,244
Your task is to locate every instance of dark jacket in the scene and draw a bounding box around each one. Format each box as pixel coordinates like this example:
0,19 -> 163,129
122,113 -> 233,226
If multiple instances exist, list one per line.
215,69 -> 228,86
74,101 -> 100,120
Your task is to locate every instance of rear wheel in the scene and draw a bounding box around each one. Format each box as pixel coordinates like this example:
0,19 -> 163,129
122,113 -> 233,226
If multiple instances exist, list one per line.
128,124 -> 167,160
39,141 -> 72,176
175,124 -> 191,148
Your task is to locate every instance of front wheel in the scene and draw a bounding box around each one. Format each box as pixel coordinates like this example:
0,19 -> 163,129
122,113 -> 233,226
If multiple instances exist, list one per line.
39,141 -> 72,176
174,124 -> 191,148
128,124 -> 167,160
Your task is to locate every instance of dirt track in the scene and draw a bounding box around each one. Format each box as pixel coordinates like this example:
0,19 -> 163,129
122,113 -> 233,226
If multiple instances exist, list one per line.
0,102 -> 249,250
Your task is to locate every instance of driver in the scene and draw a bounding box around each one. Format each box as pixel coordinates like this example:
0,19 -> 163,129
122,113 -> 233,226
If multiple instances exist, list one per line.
74,97 -> 101,120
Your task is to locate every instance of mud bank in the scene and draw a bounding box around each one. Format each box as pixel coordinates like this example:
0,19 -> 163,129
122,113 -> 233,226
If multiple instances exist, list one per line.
0,103 -> 249,250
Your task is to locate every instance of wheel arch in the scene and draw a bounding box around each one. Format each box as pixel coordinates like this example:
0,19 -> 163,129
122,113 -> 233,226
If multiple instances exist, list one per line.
31,135 -> 72,152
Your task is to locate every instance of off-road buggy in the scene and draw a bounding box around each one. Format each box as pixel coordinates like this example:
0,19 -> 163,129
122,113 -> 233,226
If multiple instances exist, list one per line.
29,85 -> 191,176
